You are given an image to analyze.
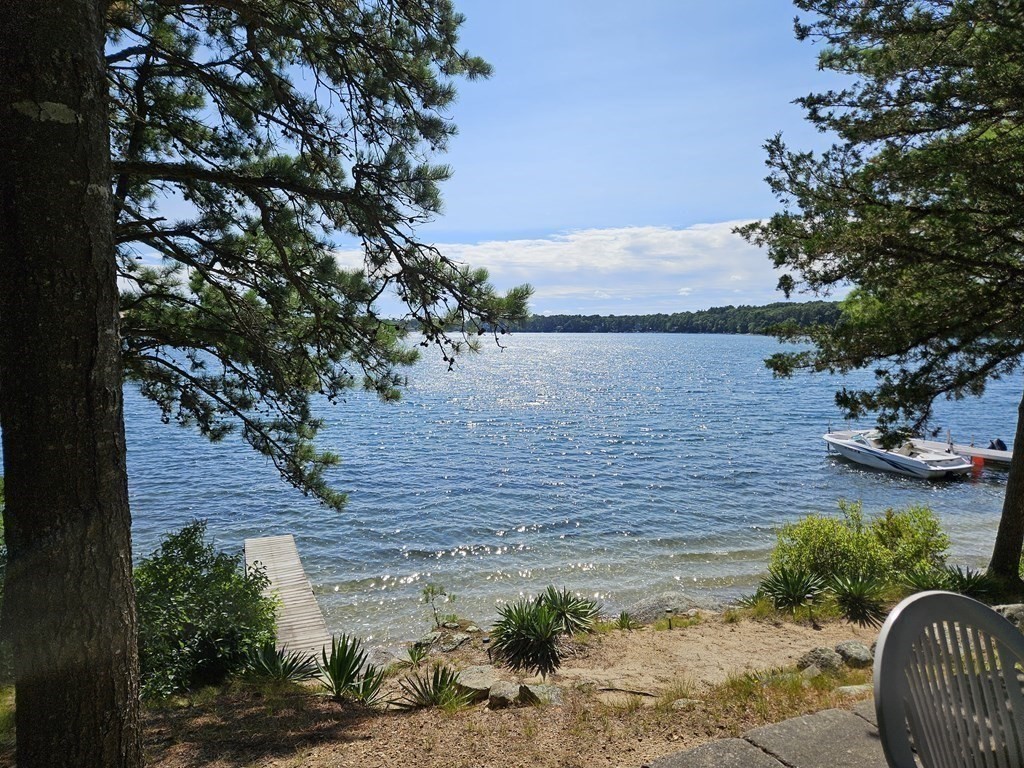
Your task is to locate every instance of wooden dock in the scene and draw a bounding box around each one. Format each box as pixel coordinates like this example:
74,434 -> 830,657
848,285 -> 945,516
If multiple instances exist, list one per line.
913,438 -> 1013,466
244,535 -> 332,658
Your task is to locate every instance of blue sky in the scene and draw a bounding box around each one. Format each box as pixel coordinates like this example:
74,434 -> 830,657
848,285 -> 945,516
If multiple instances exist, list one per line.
355,1 -> 846,316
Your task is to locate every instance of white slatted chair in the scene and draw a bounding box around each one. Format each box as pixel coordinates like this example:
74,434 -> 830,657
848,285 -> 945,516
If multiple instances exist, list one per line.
874,590 -> 1024,768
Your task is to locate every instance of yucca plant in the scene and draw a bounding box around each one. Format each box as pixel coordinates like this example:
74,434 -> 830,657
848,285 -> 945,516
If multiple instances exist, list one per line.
398,643 -> 429,669
616,611 -> 639,630
942,565 -> 997,601
245,641 -> 319,682
903,564 -> 948,593
537,586 -> 600,635
395,665 -> 472,711
759,566 -> 826,613
831,573 -> 887,627
318,634 -> 386,704
490,598 -> 562,678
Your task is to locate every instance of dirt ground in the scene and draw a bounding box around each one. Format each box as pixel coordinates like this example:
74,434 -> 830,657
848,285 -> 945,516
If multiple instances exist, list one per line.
142,614 -> 877,768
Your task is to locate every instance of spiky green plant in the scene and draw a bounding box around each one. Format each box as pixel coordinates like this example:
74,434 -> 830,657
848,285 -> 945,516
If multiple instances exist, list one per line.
942,565 -> 997,601
396,665 -> 472,711
318,634 -> 386,704
759,566 -> 826,613
903,564 -> 947,593
616,611 -> 639,630
245,641 -> 318,682
399,643 -> 429,668
536,586 -> 600,635
830,574 -> 887,627
490,598 -> 562,678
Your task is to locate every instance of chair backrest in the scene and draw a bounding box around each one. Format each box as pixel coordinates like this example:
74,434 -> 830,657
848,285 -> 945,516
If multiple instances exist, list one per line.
874,590 -> 1024,768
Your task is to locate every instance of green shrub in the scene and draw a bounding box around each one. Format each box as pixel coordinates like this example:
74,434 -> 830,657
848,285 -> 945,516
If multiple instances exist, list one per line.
396,665 -> 472,711
759,566 -> 826,612
537,586 -> 600,635
942,565 -> 997,601
318,634 -> 387,704
831,573 -> 887,627
135,521 -> 277,699
244,641 -> 318,683
490,598 -> 562,678
869,505 -> 949,575
771,500 -> 948,583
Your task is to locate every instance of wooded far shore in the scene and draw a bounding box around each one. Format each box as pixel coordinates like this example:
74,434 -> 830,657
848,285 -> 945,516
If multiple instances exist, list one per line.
511,300 -> 839,335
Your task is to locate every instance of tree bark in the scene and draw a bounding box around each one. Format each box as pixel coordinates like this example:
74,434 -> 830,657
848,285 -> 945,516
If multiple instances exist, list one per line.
987,387 -> 1024,597
0,2 -> 142,766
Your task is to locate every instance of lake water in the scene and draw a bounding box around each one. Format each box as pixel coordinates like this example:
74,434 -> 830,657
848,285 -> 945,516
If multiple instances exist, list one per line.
125,333 -> 1020,643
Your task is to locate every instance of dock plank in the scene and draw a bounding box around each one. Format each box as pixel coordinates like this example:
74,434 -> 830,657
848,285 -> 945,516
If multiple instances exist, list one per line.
244,535 -> 332,658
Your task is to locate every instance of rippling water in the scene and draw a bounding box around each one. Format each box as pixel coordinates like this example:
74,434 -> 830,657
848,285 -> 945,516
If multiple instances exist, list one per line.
125,333 -> 1020,643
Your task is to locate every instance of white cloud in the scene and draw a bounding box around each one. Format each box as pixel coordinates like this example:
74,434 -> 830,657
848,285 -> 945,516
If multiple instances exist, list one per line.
333,221 -> 798,315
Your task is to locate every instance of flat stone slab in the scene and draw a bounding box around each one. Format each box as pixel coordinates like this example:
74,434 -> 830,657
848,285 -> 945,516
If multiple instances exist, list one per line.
852,697 -> 878,727
744,708 -> 887,768
644,738 -> 783,768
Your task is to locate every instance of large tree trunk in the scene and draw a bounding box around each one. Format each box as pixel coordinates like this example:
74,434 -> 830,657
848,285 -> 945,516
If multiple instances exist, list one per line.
987,387 -> 1024,597
0,2 -> 142,766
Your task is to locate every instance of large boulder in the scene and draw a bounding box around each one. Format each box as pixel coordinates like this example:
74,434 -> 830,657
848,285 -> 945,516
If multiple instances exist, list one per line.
835,640 -> 873,668
456,665 -> 500,702
521,683 -> 564,707
995,604 -> 1024,629
797,647 -> 843,672
621,591 -> 717,624
488,681 -> 521,709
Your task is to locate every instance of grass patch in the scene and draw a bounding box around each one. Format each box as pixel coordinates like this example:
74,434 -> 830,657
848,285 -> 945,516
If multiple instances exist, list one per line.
652,614 -> 701,631
701,665 -> 872,735
654,676 -> 698,711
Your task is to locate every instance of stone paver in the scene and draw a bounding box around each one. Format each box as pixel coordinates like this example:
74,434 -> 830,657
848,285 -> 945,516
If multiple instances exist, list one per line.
643,738 -> 784,768
744,708 -> 887,768
646,703 -> 887,768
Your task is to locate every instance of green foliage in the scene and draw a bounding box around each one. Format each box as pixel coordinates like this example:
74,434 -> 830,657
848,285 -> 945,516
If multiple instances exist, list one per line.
759,566 -> 826,613
490,598 -> 562,679
317,634 -> 386,705
400,644 -> 430,668
396,665 -> 472,711
771,501 -> 948,583
735,1 -> 1024,578
135,521 -> 277,699
616,611 -> 639,630
422,583 -> 455,629
941,566 -> 997,602
514,301 -> 840,334
830,574 -> 887,628
106,0 -> 531,509
537,586 -> 600,635
870,505 -> 950,575
902,565 -> 949,594
244,641 -> 318,683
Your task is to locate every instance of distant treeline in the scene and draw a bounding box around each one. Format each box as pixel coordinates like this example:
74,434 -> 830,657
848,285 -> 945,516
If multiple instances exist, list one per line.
513,301 -> 840,335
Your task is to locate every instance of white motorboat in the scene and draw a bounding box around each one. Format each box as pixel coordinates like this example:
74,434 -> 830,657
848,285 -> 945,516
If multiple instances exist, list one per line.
823,429 -> 973,479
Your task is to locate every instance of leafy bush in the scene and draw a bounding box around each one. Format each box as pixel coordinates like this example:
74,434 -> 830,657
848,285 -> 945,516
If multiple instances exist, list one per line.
870,505 -> 949,575
490,598 -> 562,678
831,574 -> 887,627
318,634 -> 387,704
135,521 -> 277,698
759,566 -> 826,612
396,665 -> 472,711
245,641 -> 318,683
537,586 -> 600,635
771,500 -> 948,583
